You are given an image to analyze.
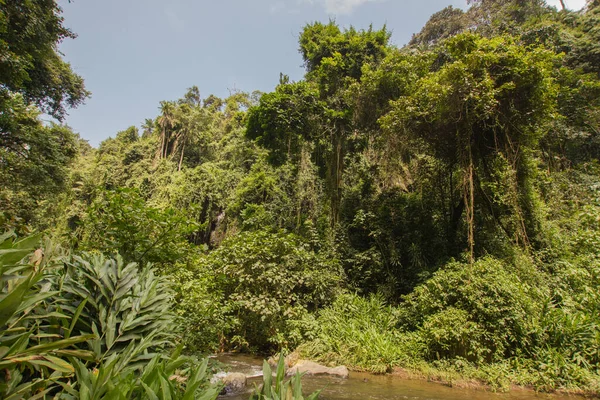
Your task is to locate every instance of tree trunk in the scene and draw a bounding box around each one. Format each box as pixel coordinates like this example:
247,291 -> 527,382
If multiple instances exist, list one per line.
465,144 -> 475,264
178,142 -> 185,171
159,131 -> 165,160
559,0 -> 566,10
330,128 -> 344,228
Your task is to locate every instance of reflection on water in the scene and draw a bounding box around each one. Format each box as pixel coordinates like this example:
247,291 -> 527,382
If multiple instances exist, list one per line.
215,354 -> 577,400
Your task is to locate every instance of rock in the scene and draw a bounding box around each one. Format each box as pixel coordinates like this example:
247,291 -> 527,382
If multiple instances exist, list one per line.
221,372 -> 247,394
268,352 -> 300,369
286,360 -> 349,379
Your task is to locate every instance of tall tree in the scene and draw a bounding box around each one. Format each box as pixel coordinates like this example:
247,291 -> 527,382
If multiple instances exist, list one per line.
299,22 -> 390,225
0,0 -> 89,120
381,33 -> 558,261
157,101 -> 178,160
0,93 -> 78,231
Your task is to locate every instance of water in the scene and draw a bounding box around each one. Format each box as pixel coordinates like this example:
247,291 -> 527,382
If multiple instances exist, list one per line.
215,354 -> 579,400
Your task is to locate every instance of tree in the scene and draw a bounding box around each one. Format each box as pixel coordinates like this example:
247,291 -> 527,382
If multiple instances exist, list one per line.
381,33 -> 558,261
260,23 -> 389,226
409,6 -> 468,47
247,81 -> 322,166
0,0 -> 89,233
79,188 -> 197,267
0,93 -> 79,232
0,0 -> 89,120
157,101 -> 179,160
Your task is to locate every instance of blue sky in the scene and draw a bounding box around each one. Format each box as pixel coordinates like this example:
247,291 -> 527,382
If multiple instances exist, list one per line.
56,0 -> 586,146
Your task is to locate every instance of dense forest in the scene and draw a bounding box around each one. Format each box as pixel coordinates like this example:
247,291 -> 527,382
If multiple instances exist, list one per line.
2,0 -> 600,398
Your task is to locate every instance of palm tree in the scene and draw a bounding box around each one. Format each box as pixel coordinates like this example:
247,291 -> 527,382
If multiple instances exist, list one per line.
157,101 -> 177,159
173,104 -> 192,171
141,118 -> 155,138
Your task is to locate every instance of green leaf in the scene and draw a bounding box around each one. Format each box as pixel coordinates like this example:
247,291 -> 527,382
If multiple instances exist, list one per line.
0,278 -> 33,327
141,381 -> 160,400
0,248 -> 31,265
20,334 -> 96,355
196,387 -> 220,400
13,234 -> 42,250
66,298 -> 88,339
54,349 -> 97,361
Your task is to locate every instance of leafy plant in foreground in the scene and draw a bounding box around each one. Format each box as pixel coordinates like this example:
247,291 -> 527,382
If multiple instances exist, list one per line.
250,355 -> 320,400
57,345 -> 220,400
57,253 -> 176,364
0,232 -> 95,399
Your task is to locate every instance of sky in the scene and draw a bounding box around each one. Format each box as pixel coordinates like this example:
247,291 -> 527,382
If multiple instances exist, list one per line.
56,0 -> 586,147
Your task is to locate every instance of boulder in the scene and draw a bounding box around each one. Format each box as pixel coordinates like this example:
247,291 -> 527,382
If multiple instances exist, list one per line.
268,352 -> 300,369
286,360 -> 349,379
221,372 -> 247,394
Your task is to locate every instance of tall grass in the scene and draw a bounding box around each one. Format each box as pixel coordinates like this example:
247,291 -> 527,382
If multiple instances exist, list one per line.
297,294 -> 423,374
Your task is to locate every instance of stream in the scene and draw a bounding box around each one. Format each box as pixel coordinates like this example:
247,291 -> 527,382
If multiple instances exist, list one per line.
214,354 -> 579,400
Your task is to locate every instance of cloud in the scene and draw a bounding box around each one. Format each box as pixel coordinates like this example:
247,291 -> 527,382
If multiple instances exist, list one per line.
302,0 -> 384,14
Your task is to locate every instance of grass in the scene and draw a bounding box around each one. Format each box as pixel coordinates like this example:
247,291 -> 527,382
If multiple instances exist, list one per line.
295,293 -> 600,396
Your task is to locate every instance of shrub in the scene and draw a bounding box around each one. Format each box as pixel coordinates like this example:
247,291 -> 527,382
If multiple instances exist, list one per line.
198,230 -> 343,352
58,253 -> 176,363
57,347 -> 220,400
79,188 -> 196,268
399,257 -> 542,363
0,232 -> 221,399
0,232 -> 95,399
171,261 -> 232,353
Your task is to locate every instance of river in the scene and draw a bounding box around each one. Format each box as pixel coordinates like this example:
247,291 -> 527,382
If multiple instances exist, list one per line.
215,354 -> 578,400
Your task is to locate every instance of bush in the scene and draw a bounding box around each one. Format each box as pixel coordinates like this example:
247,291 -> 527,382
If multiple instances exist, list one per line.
399,256 -> 542,363
196,230 -> 343,352
58,253 -> 176,362
0,233 -> 95,399
78,188 -> 196,268
171,261 -> 232,353
0,232 -> 221,399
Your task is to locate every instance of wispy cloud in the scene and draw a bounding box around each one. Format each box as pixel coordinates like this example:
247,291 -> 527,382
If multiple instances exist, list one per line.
283,0 -> 384,15
270,0 -> 303,15
320,0 -> 382,14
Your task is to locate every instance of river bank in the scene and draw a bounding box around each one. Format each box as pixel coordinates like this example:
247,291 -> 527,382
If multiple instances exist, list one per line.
215,353 -> 591,400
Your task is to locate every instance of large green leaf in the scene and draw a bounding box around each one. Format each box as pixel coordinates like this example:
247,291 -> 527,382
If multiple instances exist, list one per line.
0,278 -> 33,327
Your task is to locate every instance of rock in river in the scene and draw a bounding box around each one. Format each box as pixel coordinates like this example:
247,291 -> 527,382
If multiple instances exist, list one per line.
286,360 -> 349,379
221,372 -> 247,394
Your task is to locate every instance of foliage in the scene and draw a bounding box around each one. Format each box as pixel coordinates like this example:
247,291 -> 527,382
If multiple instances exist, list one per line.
0,0 -> 89,119
170,261 -> 231,353
200,230 -> 343,352
250,355 -> 321,400
0,232 -> 222,399
78,189 -> 197,268
409,6 -> 468,47
247,82 -> 322,166
298,293 -> 419,374
5,0 -> 600,395
57,253 -> 176,363
382,33 -> 558,260
0,93 -> 80,234
399,257 -> 542,363
57,349 -> 220,400
0,232 -> 95,399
